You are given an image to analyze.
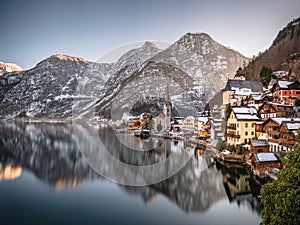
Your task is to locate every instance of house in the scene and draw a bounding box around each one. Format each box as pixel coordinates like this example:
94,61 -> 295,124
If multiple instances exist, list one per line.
250,152 -> 281,175
246,94 -> 270,109
223,80 -> 264,105
271,121 -> 300,152
255,117 -> 300,152
182,116 -> 195,130
195,116 -> 211,137
257,101 -> 295,120
170,117 -> 184,132
226,107 -> 260,146
287,81 -> 300,103
271,80 -> 300,103
250,139 -> 269,153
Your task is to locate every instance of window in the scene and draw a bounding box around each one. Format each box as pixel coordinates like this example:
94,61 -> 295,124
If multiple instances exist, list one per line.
296,91 -> 300,95
245,131 -> 248,136
237,131 -> 239,135
252,123 -> 255,128
245,123 -> 248,128
237,123 -> 239,128
251,131 -> 254,135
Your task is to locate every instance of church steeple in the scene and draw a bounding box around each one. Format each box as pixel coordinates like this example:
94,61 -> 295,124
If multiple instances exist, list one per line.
163,85 -> 171,130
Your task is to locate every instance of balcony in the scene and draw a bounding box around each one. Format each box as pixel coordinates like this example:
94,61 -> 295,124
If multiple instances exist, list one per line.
226,133 -> 235,137
234,134 -> 240,139
269,138 -> 295,145
227,124 -> 236,130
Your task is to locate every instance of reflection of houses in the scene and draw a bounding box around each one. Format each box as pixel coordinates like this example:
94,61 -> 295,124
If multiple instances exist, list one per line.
217,161 -> 253,203
250,152 -> 281,176
223,80 -> 264,106
257,102 -> 295,120
195,116 -> 211,137
226,107 -> 260,146
250,139 -> 269,153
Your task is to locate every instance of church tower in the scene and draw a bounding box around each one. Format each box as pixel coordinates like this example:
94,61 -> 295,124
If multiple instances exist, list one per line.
163,85 -> 171,131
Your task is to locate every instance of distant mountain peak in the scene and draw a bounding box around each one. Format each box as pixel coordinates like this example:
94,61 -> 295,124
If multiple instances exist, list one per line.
143,41 -> 159,49
51,54 -> 90,64
0,61 -> 23,75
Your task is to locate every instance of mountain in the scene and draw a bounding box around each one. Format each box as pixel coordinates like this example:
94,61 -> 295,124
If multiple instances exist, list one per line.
92,33 -> 249,119
245,17 -> 300,81
0,61 -> 23,75
0,33 -> 249,120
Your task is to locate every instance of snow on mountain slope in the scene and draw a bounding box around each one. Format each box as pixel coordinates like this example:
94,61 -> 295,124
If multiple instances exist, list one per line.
0,33 -> 249,120
0,62 -> 23,75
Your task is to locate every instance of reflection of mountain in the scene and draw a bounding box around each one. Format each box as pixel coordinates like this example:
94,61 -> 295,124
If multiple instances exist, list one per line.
0,122 -> 101,190
0,122 -> 261,214
0,163 -> 22,181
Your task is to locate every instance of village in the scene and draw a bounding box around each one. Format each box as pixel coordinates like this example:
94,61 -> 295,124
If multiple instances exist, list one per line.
125,67 -> 300,181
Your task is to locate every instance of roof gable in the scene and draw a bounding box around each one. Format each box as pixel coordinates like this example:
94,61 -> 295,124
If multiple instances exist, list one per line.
224,80 -> 263,92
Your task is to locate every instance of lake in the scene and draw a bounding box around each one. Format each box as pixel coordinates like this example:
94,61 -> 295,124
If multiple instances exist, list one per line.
0,122 -> 262,225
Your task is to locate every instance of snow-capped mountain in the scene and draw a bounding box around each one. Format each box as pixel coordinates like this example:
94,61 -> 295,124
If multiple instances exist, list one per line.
151,33 -> 249,99
0,33 -> 249,120
0,61 -> 23,75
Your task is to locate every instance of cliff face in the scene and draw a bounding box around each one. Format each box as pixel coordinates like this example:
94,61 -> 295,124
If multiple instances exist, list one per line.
245,17 -> 300,81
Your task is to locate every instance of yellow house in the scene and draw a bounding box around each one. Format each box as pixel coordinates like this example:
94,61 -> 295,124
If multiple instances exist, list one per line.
226,107 -> 260,146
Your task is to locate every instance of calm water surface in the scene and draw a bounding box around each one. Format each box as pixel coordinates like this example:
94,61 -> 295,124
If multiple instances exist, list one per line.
0,123 -> 262,225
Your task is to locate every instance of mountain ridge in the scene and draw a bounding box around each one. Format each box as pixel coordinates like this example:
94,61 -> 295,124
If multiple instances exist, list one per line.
0,33 -> 249,119
245,17 -> 300,81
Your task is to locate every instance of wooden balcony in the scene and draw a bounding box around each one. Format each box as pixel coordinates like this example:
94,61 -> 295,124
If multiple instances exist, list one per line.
269,138 -> 295,145
227,124 -> 236,130
234,134 -> 240,139
226,132 -> 235,137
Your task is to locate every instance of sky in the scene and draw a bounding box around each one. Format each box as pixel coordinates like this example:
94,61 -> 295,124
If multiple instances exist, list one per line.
1,0 -> 300,69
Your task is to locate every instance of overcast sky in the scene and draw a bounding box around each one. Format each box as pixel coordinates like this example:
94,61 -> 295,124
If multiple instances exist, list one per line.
1,0 -> 300,69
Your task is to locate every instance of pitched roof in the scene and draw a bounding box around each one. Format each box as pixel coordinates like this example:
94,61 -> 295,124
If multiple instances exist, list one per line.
232,107 -> 257,114
277,80 -> 293,89
283,122 -> 300,131
269,117 -> 300,125
251,139 -> 269,147
230,107 -> 260,121
254,152 -> 281,162
223,80 -> 264,92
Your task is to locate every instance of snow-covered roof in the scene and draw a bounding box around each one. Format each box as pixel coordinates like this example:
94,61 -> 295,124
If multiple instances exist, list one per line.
251,139 -> 269,147
234,89 -> 252,96
236,114 -> 260,120
285,122 -> 300,131
270,117 -> 300,125
232,107 -> 257,114
251,94 -> 266,101
224,80 -> 264,92
277,80 -> 293,89
267,101 -> 293,107
255,153 -> 280,162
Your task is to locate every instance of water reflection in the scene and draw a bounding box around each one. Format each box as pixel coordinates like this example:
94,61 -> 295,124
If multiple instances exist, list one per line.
0,122 -> 261,215
0,163 -> 22,181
